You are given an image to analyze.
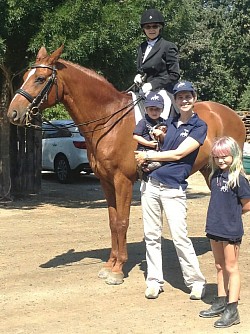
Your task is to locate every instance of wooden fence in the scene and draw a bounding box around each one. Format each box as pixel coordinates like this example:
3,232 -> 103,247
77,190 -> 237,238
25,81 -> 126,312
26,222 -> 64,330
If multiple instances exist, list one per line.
238,111 -> 250,143
9,124 -> 42,197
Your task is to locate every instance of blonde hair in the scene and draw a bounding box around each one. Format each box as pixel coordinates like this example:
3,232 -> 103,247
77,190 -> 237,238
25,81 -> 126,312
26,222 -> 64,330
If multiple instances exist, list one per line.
209,136 -> 246,188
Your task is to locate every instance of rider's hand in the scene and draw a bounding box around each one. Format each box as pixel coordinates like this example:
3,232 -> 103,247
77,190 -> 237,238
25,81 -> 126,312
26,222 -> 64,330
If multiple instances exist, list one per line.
134,74 -> 143,85
141,83 -> 152,94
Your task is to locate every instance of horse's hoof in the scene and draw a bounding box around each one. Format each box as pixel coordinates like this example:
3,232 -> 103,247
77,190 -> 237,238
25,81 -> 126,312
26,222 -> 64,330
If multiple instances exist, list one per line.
98,267 -> 111,279
105,272 -> 124,285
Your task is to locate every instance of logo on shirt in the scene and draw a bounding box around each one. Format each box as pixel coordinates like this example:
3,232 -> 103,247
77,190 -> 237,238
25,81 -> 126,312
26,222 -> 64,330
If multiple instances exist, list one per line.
220,181 -> 228,192
180,129 -> 189,137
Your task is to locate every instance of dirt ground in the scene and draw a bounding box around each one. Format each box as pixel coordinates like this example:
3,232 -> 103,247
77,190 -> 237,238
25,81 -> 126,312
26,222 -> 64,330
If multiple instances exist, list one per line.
1,172 -> 250,334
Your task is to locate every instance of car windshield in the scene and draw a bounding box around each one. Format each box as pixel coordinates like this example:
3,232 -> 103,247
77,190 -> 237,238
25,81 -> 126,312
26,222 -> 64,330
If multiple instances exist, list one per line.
42,121 -> 83,139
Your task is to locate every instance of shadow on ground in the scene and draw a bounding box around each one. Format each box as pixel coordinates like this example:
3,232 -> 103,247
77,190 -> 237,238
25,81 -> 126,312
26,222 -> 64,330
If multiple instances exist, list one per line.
40,236 -> 213,297
0,173 -> 142,210
1,172 -> 209,211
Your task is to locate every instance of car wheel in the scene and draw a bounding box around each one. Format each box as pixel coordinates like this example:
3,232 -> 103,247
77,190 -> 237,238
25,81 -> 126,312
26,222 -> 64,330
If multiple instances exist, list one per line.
54,155 -> 72,183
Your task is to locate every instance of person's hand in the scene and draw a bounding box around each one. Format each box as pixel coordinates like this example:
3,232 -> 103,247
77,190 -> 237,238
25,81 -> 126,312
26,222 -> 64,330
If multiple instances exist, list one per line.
152,129 -> 164,139
134,151 -> 147,165
158,125 -> 167,134
134,74 -> 143,85
141,83 -> 152,94
149,140 -> 158,148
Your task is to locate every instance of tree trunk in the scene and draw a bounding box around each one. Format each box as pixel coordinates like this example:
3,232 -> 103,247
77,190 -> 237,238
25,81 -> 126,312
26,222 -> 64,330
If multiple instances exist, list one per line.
0,73 -> 11,200
0,67 -> 42,200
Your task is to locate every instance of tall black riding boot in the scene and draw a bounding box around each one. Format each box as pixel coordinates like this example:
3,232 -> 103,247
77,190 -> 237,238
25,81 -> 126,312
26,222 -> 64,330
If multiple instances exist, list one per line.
214,302 -> 240,328
199,296 -> 227,318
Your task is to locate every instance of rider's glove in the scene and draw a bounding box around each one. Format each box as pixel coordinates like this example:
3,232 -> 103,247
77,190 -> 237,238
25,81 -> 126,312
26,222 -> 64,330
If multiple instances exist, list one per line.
134,74 -> 143,85
141,83 -> 152,94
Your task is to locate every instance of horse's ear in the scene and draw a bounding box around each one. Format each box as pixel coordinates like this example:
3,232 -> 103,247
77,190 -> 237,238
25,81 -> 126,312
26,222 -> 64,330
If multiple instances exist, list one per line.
49,45 -> 64,65
36,46 -> 48,62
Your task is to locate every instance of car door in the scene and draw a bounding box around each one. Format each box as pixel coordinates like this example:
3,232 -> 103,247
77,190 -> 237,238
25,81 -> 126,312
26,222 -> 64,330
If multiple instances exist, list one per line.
42,125 -> 56,170
42,125 -> 71,170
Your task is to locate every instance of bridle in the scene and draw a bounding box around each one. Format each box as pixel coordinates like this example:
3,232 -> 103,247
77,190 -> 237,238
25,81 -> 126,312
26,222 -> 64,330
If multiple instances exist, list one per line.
14,63 -> 143,132
15,64 -> 58,128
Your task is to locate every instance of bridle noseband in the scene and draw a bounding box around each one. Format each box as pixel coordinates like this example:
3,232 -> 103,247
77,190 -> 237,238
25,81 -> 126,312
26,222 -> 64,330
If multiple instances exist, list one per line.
15,64 -> 58,127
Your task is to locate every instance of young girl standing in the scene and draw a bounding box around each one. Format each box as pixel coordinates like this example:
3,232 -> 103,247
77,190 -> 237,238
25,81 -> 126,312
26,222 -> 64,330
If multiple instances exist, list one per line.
199,136 -> 250,328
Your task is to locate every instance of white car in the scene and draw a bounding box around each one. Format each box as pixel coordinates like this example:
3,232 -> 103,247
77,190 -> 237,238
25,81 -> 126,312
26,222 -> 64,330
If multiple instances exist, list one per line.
42,120 -> 92,183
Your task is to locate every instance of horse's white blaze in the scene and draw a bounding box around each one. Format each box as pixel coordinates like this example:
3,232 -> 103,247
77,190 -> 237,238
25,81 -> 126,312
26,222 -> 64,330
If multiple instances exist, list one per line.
12,68 -> 37,102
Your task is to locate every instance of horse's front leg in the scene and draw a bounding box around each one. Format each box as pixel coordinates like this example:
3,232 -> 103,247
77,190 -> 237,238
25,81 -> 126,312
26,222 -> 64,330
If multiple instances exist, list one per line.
98,176 -> 133,285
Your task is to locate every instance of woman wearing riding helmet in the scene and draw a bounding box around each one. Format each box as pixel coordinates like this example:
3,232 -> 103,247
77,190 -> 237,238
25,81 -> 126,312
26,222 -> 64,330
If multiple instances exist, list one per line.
134,8 -> 180,118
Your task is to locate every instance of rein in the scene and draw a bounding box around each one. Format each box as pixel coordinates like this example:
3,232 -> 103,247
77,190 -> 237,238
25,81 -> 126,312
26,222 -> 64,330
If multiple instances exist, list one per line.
72,97 -> 142,134
42,96 -> 143,135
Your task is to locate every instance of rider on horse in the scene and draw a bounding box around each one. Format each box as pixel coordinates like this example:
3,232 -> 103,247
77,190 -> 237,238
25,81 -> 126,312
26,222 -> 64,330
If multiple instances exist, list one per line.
134,8 -> 180,118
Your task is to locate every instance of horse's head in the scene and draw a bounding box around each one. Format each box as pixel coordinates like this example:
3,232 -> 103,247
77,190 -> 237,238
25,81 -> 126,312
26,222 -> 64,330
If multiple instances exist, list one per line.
7,45 -> 64,127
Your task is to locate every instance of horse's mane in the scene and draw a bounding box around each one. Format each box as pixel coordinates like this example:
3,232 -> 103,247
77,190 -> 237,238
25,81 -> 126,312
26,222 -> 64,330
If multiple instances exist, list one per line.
59,59 -> 117,91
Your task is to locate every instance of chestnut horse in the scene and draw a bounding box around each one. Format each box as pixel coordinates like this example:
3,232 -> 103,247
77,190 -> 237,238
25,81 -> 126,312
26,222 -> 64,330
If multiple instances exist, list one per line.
7,45 -> 246,285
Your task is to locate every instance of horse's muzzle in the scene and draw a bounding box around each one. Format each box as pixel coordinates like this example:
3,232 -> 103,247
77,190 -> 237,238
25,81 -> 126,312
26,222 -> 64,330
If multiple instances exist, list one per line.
8,109 -> 26,126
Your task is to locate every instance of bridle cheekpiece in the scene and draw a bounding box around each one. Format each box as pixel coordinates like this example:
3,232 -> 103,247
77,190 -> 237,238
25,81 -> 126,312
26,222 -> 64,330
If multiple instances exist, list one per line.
15,64 -> 58,127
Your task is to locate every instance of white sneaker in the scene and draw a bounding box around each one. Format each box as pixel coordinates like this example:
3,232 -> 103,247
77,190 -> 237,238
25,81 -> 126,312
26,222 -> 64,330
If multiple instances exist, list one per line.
190,283 -> 206,300
145,286 -> 163,299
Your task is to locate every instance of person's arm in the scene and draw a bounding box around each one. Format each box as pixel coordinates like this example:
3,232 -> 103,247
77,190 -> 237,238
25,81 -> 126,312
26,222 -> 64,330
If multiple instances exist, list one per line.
134,136 -> 200,165
149,42 -> 180,91
241,198 -> 250,214
133,134 -> 157,149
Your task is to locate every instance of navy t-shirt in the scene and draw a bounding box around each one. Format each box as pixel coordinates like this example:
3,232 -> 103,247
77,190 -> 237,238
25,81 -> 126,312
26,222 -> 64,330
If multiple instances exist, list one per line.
149,113 -> 207,189
206,170 -> 250,239
133,114 -> 165,151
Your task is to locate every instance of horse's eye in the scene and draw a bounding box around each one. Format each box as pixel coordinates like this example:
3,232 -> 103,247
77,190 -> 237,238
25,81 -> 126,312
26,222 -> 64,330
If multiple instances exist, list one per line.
35,76 -> 46,84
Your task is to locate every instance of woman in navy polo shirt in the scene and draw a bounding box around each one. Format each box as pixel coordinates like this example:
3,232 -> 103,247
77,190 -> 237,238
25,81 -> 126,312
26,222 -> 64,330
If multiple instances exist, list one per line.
199,136 -> 250,328
135,81 -> 207,300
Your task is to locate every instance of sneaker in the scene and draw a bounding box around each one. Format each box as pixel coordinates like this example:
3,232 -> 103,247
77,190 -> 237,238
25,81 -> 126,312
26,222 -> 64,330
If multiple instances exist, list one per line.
190,283 -> 206,300
145,286 -> 163,299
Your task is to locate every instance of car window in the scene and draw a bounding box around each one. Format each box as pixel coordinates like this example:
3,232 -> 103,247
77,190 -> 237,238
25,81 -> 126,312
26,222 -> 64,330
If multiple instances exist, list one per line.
67,125 -> 84,137
42,126 -> 72,139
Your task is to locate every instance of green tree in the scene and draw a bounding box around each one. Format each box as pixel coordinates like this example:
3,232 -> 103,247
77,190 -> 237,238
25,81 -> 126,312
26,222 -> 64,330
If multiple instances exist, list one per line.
179,0 -> 250,109
28,0 -> 177,90
239,84 -> 250,110
0,0 -> 58,197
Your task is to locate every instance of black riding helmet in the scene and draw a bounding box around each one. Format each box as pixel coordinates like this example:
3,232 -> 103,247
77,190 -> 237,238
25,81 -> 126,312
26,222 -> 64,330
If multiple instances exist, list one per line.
140,8 -> 165,27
